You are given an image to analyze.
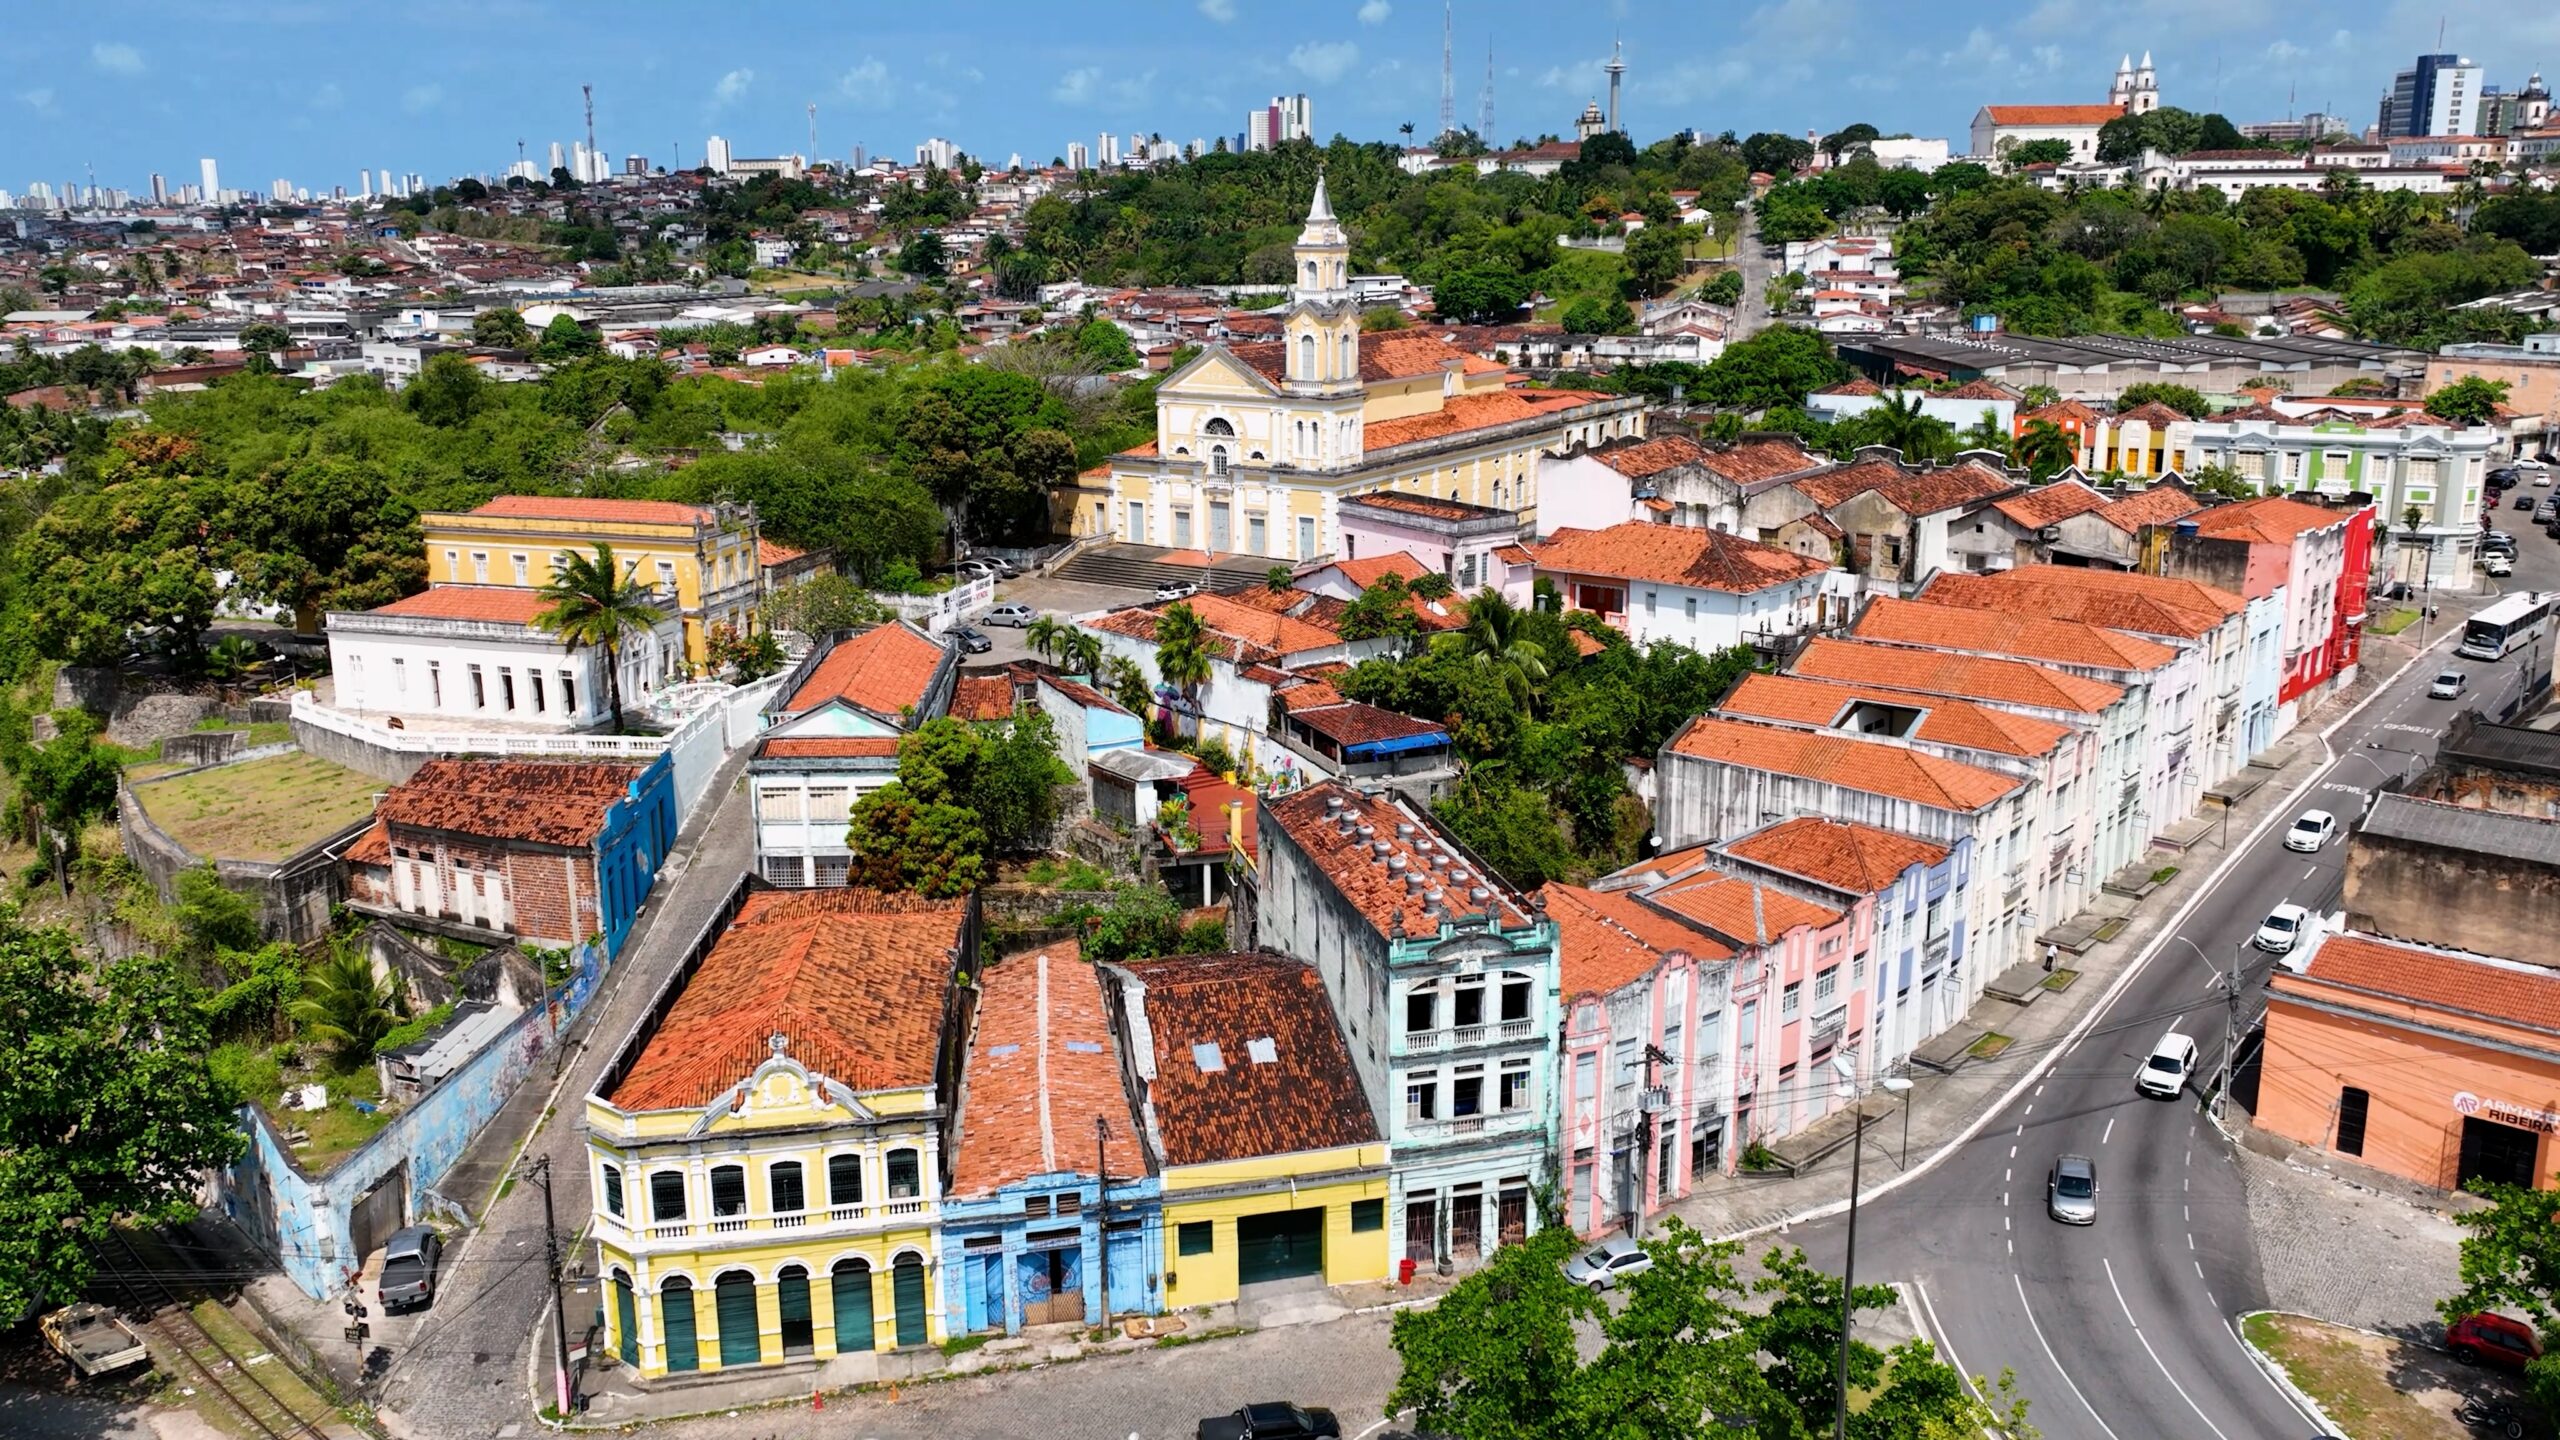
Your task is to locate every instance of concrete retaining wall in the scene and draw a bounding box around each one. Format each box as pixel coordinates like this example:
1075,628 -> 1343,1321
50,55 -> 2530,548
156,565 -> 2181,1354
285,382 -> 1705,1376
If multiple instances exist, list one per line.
118,745 -> 370,946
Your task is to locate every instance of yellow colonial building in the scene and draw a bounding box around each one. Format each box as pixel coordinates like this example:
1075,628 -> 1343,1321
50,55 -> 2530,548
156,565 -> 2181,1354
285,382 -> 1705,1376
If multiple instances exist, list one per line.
1098,952 -> 1390,1308
418,496 -> 762,667
586,887 -> 979,1377
1066,176 -> 1647,559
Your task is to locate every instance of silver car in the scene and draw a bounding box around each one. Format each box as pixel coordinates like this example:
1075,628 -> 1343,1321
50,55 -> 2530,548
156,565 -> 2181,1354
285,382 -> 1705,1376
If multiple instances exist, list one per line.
2048,1155 -> 2098,1224
1562,1235 -> 1654,1289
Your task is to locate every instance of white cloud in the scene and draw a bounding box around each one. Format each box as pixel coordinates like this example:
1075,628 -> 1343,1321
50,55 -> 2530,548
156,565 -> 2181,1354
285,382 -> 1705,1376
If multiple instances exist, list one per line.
838,56 -> 893,107
1199,0 -> 1237,19
1939,27 -> 2009,69
1358,0 -> 1391,22
2265,39 -> 2308,63
1054,65 -> 1157,107
710,67 -> 754,108
2030,44 -> 2066,72
18,87 -> 58,115
1054,66 -> 1102,103
401,83 -> 442,115
1289,40 -> 1359,83
91,42 -> 144,75
308,80 -> 343,110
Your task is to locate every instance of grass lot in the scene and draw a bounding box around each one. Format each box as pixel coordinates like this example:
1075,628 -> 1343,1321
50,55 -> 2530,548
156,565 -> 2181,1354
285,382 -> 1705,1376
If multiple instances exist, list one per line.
193,716 -> 293,748
131,750 -> 380,862
2371,607 -> 2421,636
2242,1312 -> 2465,1440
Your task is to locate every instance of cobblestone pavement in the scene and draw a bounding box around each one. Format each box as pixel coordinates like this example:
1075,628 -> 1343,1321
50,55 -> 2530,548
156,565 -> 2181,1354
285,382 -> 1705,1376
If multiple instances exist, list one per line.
2233,1139 -> 2466,1341
372,751 -> 759,1440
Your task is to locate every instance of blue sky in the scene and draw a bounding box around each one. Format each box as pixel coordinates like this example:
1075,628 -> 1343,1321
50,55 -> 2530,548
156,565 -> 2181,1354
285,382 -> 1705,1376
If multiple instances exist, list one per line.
5,0 -> 2556,194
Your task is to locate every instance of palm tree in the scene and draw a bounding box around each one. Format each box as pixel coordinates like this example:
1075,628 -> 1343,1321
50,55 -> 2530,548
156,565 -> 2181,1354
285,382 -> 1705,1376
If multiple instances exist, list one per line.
1062,630 -> 1103,679
1026,615 -> 1069,665
291,946 -> 400,1069
1152,602 -> 1212,720
1448,589 -> 1552,712
2012,418 -> 2076,482
1959,409 -> 2008,454
534,542 -> 664,730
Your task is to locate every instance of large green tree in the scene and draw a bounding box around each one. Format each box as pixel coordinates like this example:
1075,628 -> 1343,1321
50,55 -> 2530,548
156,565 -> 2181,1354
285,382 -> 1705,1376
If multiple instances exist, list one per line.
0,921 -> 245,1318
533,542 -> 665,723
1691,327 -> 1851,413
2424,375 -> 2511,425
2441,1174 -> 2560,1413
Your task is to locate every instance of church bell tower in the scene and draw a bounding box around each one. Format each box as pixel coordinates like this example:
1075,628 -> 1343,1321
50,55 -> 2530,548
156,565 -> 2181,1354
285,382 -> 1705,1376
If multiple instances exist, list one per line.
1284,172 -> 1359,397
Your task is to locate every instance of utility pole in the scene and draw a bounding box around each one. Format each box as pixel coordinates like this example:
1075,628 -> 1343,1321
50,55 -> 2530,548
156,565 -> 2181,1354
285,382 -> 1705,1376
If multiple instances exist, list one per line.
582,83 -> 598,181
526,1156 -> 576,1417
1094,1116 -> 1111,1323
2214,941 -> 2244,1118
1832,1095 -> 1866,1440
1625,1044 -> 1676,1237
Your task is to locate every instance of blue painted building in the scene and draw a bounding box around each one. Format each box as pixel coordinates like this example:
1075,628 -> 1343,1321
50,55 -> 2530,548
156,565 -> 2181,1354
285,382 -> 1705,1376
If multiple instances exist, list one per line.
942,942 -> 1163,1335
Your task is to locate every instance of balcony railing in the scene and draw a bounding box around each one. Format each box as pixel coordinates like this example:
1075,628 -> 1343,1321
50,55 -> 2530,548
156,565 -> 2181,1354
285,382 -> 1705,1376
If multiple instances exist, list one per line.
885,1199 -> 926,1216
1402,1019 -> 1537,1053
1924,935 -> 1951,968
709,1216 -> 751,1234
647,1223 -> 691,1241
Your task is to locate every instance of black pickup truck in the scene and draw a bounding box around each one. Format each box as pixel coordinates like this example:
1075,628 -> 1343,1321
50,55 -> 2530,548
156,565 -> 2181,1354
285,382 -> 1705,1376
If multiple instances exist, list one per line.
1196,1402 -> 1343,1440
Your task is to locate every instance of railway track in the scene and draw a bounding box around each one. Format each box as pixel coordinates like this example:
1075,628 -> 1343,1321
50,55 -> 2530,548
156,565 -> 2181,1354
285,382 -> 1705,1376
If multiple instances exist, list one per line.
96,1226 -> 343,1440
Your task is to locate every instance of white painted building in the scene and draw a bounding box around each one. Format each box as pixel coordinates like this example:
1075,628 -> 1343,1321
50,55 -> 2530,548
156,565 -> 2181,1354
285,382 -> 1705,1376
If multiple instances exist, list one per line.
324,585 -> 681,729
1529,521 -> 1855,655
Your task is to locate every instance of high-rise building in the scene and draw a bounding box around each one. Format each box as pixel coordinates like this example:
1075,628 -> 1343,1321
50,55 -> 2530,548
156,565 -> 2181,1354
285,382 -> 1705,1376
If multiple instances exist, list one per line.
548,140 -> 565,176
198,157 -> 220,202
380,168 -> 393,196
271,179 -> 293,202
2379,53 -> 2483,138
1247,108 -> 1273,151
1099,131 -> 1120,167
705,134 -> 732,174
1066,141 -> 1090,170
1280,94 -> 1311,142
148,172 -> 166,205
851,143 -> 868,171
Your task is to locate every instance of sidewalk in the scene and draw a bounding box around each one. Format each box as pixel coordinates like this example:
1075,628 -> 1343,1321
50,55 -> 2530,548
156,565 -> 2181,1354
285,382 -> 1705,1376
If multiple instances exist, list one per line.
1667,618 -> 2443,1243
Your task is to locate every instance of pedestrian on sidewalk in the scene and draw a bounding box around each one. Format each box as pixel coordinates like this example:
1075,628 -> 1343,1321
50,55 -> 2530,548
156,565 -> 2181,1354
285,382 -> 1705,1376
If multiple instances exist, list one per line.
2044,942 -> 2057,973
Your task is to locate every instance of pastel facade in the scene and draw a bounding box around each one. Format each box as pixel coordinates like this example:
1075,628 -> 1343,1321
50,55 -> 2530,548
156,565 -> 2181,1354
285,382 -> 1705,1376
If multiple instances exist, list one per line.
325,585 -> 683,730
1530,521 -> 1852,657
2183,408 -> 2492,588
419,496 -> 764,666
748,624 -> 957,887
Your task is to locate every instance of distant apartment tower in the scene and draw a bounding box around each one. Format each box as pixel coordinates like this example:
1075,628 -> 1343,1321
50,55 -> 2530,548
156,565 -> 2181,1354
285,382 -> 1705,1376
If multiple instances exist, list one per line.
1246,94 -> 1313,152
704,134 -> 732,174
270,179 -> 292,202
198,157 -> 219,202
1098,131 -> 1120,166
1246,107 -> 1273,152
148,172 -> 165,204
548,140 -> 566,176
1066,140 -> 1090,170
914,136 -> 959,170
2379,53 -> 2483,138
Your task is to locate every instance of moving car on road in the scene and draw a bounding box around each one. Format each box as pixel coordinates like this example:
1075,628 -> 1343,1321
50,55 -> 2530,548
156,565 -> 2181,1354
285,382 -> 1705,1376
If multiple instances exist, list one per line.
379,1225 -> 443,1312
2255,902 -> 2312,954
2432,669 -> 2470,699
1563,1235 -> 1655,1290
1197,1402 -> 1344,1440
2047,1154 -> 2098,1224
951,625 -> 993,655
2136,1031 -> 2198,1099
2283,810 -> 2337,852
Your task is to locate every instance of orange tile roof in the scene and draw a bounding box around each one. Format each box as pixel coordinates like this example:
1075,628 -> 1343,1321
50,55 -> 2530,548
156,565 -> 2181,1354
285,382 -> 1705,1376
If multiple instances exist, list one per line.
1794,636 -> 2122,714
1722,671 -> 2073,757
1341,490 -> 1512,522
344,819 -> 391,866
1225,330 -> 1492,387
1852,596 -> 2178,672
2282,932 -> 2560,1037
783,623 -> 947,718
757,736 -> 903,760
1363,388 -> 1611,451
606,889 -> 969,1112
1589,434 -> 1710,480
2111,401 -> 2187,426
948,673 -> 1021,721
1722,816 -> 1950,895
1701,438 -> 1825,484
367,585 -> 552,624
1991,479 -> 2111,530
1532,522 -> 1833,593
1118,951 -> 1379,1166
1644,867 -> 1843,946
1923,564 -> 2240,637
949,941 -> 1146,1196
1320,552 -> 1435,590
376,759 -> 641,847
1086,592 -> 1344,658
1265,782 -> 1532,938
757,538 -> 808,565
1541,882 -> 1730,998
2188,496 -> 2353,545
1667,716 -> 2021,811
466,495 -> 717,526
2094,483 -> 2205,532
1983,104 -> 2129,125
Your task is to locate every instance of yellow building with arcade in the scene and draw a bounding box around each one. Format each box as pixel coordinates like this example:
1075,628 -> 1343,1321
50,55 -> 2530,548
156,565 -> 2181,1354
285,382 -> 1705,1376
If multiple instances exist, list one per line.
418,495 -> 762,667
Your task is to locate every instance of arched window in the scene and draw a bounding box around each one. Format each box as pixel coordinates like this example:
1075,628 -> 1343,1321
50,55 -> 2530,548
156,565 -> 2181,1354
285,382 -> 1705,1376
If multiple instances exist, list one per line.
886,1147 -> 922,1200
1210,445 -> 1229,476
1203,417 -> 1235,437
1303,259 -> 1317,286
768,1160 -> 805,1215
1299,334 -> 1316,375
1338,332 -> 1354,374
709,1164 -> 746,1217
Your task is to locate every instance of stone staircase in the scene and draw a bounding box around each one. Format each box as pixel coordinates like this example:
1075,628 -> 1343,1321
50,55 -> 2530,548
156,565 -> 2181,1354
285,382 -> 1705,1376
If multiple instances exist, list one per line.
1051,543 -> 1275,596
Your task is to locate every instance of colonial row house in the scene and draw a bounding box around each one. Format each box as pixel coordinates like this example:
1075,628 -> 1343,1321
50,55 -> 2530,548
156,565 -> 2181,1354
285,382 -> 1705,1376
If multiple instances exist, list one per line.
748,623 -> 957,887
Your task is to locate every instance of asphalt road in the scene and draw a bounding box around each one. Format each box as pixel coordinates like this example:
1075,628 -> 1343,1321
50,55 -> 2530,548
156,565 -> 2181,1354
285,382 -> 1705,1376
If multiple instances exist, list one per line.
1778,540 -> 2552,1440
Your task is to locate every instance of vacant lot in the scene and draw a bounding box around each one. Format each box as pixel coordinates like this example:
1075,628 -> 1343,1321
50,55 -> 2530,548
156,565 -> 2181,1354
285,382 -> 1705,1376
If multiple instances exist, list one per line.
133,751 -> 381,862
2244,1311 -> 2494,1440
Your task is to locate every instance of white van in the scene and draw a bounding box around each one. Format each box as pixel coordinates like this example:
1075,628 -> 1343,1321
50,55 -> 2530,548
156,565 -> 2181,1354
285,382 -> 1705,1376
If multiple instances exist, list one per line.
2136,1031 -> 2198,1099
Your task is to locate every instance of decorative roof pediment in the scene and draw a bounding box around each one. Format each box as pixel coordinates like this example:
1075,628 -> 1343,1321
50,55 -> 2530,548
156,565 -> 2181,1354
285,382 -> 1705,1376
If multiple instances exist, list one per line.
686,1037 -> 878,1137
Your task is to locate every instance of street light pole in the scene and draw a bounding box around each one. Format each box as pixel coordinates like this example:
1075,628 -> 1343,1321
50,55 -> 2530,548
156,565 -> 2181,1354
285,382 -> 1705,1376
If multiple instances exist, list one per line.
2214,940 -> 2246,1118
1626,1044 -> 1677,1238
1829,1053 -> 1868,1440
1881,1075 -> 1913,1170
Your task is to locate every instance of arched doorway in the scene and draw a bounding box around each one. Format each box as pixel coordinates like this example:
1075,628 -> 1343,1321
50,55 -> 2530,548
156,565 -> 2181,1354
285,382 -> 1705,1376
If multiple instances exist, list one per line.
891,1255 -> 929,1347
610,1269 -> 637,1367
776,1264 -> 814,1356
830,1258 -> 874,1352
660,1278 -> 698,1372
713,1270 -> 761,1367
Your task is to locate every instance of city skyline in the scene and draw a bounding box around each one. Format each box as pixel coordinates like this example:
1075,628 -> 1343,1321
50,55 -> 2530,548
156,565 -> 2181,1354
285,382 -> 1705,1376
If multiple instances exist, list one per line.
3,0 -> 2557,193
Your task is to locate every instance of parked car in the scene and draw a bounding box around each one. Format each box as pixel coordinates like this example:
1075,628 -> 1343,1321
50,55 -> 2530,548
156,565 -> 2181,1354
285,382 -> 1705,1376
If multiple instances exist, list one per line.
2432,669 -> 2470,699
2047,1154 -> 2098,1224
1563,1235 -> 1655,1290
2448,1311 -> 2544,1370
2481,530 -> 2517,552
1197,1403 -> 1344,1440
2255,902 -> 2312,954
2484,554 -> 2514,577
2135,1031 -> 2198,1099
40,1303 -> 148,1379
1155,580 -> 1201,601
2514,492 -> 2535,510
951,625 -> 993,655
2283,809 -> 2338,852
379,1225 -> 443,1312
2535,500 -> 2557,523
983,601 -> 1038,627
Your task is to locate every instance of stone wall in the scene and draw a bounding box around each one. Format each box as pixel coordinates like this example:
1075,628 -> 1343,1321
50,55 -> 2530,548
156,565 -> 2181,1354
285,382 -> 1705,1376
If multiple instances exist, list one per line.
118,749 -> 369,946
2344,828 -> 2560,962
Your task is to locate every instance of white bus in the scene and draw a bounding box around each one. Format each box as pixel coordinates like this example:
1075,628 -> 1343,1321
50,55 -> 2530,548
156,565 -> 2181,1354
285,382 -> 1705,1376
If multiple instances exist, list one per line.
2458,592 -> 2554,661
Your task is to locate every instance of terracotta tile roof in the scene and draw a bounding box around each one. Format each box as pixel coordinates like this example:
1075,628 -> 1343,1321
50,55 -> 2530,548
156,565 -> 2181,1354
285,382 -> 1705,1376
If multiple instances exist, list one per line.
1494,544 -> 1536,566
1276,679 -> 1346,712
1991,479 -> 2111,530
757,538 -> 808,565
2022,399 -> 2100,426
1363,388 -> 1611,451
2111,401 -> 2188,426
1819,379 -> 1884,397
367,585 -> 552,625
344,820 -> 391,865
2094,483 -> 2205,532
2282,932 -> 2560,1037
1085,592 -> 1344,659
2203,402 -> 2290,423
2188,496 -> 2352,545
1176,768 -> 1258,860
1722,671 -> 2073,757
1320,553 -> 1435,590
465,495 -> 717,526
1852,596 -> 2178,672
1701,438 -> 1825,484
1569,629 -> 1607,657
1541,882 -> 1730,998
1531,522 -> 1833,593
1040,673 -> 1133,716
949,673 -> 1021,721
376,759 -> 641,847
1793,636 -> 2124,714
1877,461 -> 2020,515
757,736 -> 903,760
1667,716 -> 2021,811
1722,816 -> 1950,896
950,941 -> 1146,1196
1923,564 -> 2241,637
783,623 -> 947,718
1644,867 -> 1843,946
1117,951 -> 1379,1166
1789,458 -> 1909,508
1341,490 -> 1513,522
1943,379 -> 2020,401
1264,782 -> 1532,938
1983,104 -> 2128,125
1225,330 -> 1488,388
1289,702 -> 1449,748
1588,434 -> 1710,480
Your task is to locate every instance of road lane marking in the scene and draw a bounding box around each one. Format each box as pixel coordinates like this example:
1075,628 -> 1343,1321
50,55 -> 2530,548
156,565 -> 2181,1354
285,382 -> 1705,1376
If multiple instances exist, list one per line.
2009,1144 -> 2018,1159
2024,1104 -> 2033,1116
2304,866 -> 2317,880
2187,1234 -> 2194,1250
2015,1124 -> 2024,1136
2184,1148 -> 2191,1165
2184,1206 -> 2189,1222
2106,1257 -> 2239,1440
2036,1084 -> 2044,1096
2014,1273 -> 2124,1440
2005,1168 -> 2012,1183
2005,1214 -> 2011,1231
2102,1117 -> 2115,1145
1910,1282 -> 1987,1409
2195,1260 -> 2205,1279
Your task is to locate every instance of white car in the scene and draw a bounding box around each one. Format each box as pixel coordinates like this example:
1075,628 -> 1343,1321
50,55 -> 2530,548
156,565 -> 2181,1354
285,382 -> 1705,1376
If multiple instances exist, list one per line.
2135,1031 -> 2198,1099
1154,580 -> 1200,601
2431,669 -> 2469,700
2283,810 -> 2337,853
2255,902 -> 2312,954
1562,1235 -> 1654,1290
2484,554 -> 2514,577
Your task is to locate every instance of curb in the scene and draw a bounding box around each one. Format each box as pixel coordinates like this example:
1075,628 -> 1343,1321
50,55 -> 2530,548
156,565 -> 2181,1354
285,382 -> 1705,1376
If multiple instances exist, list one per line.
2232,1311 -> 2350,1437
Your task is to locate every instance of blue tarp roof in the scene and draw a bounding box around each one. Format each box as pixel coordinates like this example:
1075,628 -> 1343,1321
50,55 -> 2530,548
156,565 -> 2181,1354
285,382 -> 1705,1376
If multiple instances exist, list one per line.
1345,731 -> 1453,758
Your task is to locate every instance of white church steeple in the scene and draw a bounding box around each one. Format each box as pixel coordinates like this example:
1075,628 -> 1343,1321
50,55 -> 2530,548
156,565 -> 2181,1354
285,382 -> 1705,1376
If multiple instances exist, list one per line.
2133,51 -> 2159,114
1284,170 -> 1359,396
2111,54 -> 2134,109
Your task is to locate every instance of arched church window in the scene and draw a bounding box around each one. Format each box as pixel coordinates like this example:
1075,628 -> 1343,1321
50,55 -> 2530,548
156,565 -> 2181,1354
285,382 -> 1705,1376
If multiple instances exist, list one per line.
1339,332 -> 1354,373
1303,260 -> 1318,286
1210,445 -> 1229,476
1204,417 -> 1234,437
1299,334 -> 1316,375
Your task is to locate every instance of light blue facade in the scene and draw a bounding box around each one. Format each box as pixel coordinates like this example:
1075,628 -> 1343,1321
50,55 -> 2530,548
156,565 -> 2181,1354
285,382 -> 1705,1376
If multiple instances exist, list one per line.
594,751 -> 677,958
2240,590 -> 2286,758
940,1172 -> 1163,1335
1878,835 -> 1975,1074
